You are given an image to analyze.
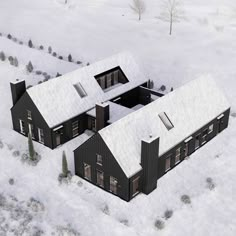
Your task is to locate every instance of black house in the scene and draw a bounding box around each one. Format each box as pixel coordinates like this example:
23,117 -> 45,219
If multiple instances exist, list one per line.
10,52 -> 151,149
74,76 -> 230,201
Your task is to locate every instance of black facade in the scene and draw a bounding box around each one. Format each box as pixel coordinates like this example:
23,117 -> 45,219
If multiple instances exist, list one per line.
74,108 -> 230,201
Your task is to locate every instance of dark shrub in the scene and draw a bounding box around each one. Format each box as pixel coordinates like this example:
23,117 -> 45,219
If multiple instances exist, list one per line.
181,195 -> 191,204
45,75 -> 51,80
27,85 -> 33,89
35,70 -> 42,75
206,177 -> 215,190
155,219 -> 165,230
38,81 -> 42,84
39,45 -> 44,50
52,52 -> 57,57
7,34 -> 12,39
56,73 -> 61,77
12,150 -> 20,157
19,41 -> 23,45
9,178 -> 14,185
0,51 -> 5,61
160,85 -> 166,91
43,78 -> 48,82
68,54 -> 72,62
28,40 -> 33,48
76,61 -> 82,64
58,56 -> 63,60
48,46 -> 52,54
86,62 -> 90,66
164,209 -> 173,220
26,61 -> 34,73
12,37 -> 17,42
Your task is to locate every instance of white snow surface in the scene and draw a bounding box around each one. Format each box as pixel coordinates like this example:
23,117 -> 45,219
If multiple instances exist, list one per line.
99,75 -> 230,178
27,52 -> 147,128
1,0 -> 236,235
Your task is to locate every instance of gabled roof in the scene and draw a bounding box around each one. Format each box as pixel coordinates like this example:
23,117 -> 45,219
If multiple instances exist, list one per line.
27,52 -> 147,128
99,75 -> 230,178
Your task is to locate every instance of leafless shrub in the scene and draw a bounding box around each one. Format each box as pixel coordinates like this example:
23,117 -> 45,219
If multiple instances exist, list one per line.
155,219 -> 165,230
130,0 -> 146,21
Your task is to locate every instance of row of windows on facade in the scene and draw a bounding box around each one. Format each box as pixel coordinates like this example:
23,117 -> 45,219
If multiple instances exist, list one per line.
165,123 -> 214,171
19,117 -> 80,142
84,154 -> 140,197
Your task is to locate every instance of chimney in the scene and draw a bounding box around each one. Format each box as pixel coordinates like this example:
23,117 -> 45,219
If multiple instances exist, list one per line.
96,102 -> 110,131
10,80 -> 26,106
141,136 -> 159,194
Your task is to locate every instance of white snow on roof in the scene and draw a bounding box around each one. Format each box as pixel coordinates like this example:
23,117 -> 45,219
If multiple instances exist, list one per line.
99,75 -> 230,178
86,101 -> 133,123
27,52 -> 147,128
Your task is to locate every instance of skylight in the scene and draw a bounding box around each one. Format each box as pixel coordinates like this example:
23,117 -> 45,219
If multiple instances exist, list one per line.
73,82 -> 87,98
158,112 -> 174,131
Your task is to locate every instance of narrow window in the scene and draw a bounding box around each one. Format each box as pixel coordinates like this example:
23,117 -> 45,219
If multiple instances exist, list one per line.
110,176 -> 118,194
28,123 -> 34,139
158,112 -> 174,131
27,110 -> 32,120
19,119 -> 25,134
72,120 -> 79,137
96,170 -> 104,187
38,128 -> 44,144
175,147 -> 181,164
165,155 -> 171,171
208,124 -> 213,134
84,163 -> 91,181
132,177 -> 140,197
195,133 -> 201,150
202,128 -> 208,144
96,154 -> 102,165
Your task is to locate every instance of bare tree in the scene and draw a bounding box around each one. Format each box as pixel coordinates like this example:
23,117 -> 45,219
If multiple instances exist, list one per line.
159,0 -> 184,35
130,0 -> 146,21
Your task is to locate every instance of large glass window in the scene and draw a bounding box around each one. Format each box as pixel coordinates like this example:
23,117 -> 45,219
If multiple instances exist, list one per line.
19,119 -> 25,134
38,128 -> 44,144
110,176 -> 118,194
84,163 -> 91,181
165,155 -> 171,171
175,147 -> 181,164
132,177 -> 140,197
96,170 -> 104,188
72,121 -> 79,137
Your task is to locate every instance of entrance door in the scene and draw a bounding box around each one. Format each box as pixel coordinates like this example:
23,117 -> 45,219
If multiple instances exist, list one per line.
55,133 -> 61,146
84,163 -> 91,181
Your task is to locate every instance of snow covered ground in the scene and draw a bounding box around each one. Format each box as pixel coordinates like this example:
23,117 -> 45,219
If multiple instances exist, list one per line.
0,0 -> 236,235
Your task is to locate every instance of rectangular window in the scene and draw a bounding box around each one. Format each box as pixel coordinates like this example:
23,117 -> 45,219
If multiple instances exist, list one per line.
202,128 -> 208,144
158,112 -> 174,131
96,154 -> 102,165
208,124 -> 213,134
165,155 -> 171,171
19,119 -> 25,134
110,176 -> 118,194
72,121 -> 79,137
84,163 -> 91,181
195,133 -> 201,150
27,110 -> 32,120
73,82 -> 87,98
175,147 -> 181,164
96,170 -> 104,188
132,177 -> 140,197
38,128 -> 44,144
28,123 -> 34,139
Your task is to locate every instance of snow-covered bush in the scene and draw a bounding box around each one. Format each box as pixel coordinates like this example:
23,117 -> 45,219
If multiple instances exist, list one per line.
0,140 -> 4,149
8,56 -> 14,65
181,194 -> 191,204
26,61 -> 34,73
101,204 -> 110,215
164,209 -> 173,220
206,177 -> 215,190
58,151 -> 72,184
7,144 -> 13,150
35,70 -> 42,75
0,193 -> 6,207
154,219 -> 165,230
12,150 -> 20,157
77,180 -> 83,187
48,46 -> 52,54
231,112 -> 236,118
27,198 -> 45,212
0,51 -> 6,61
119,218 -> 129,226
8,178 -> 14,185
56,224 -> 80,236
13,57 -> 18,67
12,37 -> 17,42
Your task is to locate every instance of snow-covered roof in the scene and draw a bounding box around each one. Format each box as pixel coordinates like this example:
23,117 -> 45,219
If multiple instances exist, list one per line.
86,101 -> 133,123
27,52 -> 147,128
99,75 -> 230,178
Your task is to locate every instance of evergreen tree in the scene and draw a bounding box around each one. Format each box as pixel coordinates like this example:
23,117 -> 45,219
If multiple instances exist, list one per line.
48,46 -> 52,54
0,51 -> 5,61
62,151 -> 68,177
28,40 -> 33,48
28,132 -> 35,161
26,61 -> 34,73
68,54 -> 72,62
13,57 -> 18,67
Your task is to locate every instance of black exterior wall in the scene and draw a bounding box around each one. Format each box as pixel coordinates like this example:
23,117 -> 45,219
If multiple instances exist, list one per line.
74,133 -> 138,201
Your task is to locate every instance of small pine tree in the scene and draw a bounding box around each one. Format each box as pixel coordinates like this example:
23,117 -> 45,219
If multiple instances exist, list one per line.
13,57 -> 18,67
28,132 -> 35,161
68,54 -> 72,62
62,151 -> 68,177
0,51 -> 5,61
26,61 -> 34,73
28,40 -> 33,48
48,46 -> 52,54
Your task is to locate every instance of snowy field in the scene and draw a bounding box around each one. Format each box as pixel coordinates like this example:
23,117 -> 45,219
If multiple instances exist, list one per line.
0,0 -> 236,235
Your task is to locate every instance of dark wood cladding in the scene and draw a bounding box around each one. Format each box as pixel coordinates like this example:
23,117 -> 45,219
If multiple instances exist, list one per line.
74,134 -> 132,201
